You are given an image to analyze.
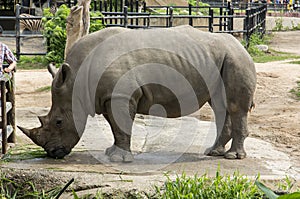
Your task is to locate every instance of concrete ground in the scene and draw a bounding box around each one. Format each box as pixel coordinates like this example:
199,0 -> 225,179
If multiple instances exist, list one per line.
1,109 -> 299,197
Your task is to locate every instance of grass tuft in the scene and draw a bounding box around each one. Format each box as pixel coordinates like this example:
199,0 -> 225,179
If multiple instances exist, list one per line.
35,86 -> 51,92
1,144 -> 47,162
155,171 -> 264,199
290,81 -> 300,100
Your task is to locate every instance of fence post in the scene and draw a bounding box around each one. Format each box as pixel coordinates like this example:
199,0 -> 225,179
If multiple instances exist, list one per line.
169,7 -> 173,27
228,2 -> 234,32
124,6 -> 128,28
209,8 -> 214,32
189,4 -> 193,26
244,8 -> 250,48
15,4 -> 21,60
1,80 -> 7,155
93,0 -> 97,11
219,6 -> 223,31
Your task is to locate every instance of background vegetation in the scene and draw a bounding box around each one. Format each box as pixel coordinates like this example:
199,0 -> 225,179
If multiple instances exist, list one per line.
42,5 -> 105,64
1,167 -> 299,198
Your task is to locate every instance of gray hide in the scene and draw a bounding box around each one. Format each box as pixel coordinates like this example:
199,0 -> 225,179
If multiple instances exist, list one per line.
19,26 -> 256,162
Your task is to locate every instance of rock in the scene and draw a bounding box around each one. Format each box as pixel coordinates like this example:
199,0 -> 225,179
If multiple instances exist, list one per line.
256,44 -> 269,52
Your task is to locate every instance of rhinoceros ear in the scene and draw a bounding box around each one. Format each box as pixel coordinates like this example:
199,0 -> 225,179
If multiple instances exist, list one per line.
54,63 -> 71,88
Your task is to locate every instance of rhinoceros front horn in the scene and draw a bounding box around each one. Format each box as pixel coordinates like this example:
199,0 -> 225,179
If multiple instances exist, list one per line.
17,126 -> 40,145
17,126 -> 31,137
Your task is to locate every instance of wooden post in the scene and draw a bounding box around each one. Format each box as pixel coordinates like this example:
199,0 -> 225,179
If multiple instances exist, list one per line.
1,80 -> 7,155
7,73 -> 15,143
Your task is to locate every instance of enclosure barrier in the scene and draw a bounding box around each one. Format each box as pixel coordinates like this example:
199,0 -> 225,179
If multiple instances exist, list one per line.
0,3 -> 267,61
0,65 -> 15,156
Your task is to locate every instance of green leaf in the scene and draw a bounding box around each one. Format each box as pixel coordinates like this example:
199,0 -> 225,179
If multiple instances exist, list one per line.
278,192 -> 300,199
255,180 -> 279,199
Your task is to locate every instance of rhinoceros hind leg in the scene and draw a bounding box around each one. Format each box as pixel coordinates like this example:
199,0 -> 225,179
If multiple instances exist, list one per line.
105,145 -> 134,162
207,98 -> 232,157
224,111 -> 248,159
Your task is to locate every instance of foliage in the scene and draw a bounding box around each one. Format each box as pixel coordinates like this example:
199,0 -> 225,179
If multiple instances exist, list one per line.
0,173 -> 62,198
42,5 -> 105,64
243,32 -> 300,63
18,56 -> 49,69
272,18 -> 300,31
273,18 -> 284,31
90,11 -> 106,33
256,178 -> 300,199
43,4 -> 70,64
155,171 -> 264,198
243,32 -> 271,57
290,81 -> 300,100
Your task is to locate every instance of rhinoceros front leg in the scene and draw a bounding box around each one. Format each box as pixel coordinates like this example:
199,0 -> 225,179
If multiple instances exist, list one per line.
103,99 -> 136,162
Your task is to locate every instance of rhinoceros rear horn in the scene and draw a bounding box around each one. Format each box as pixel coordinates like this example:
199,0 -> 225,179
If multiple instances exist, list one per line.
54,63 -> 71,88
47,62 -> 58,78
38,116 -> 47,126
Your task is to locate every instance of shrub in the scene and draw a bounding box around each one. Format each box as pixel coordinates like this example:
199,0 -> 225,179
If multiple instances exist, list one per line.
155,171 -> 264,198
43,5 -> 105,64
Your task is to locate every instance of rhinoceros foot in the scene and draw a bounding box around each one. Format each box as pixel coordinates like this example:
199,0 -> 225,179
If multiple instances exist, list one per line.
207,146 -> 226,156
224,150 -> 247,159
105,145 -> 134,162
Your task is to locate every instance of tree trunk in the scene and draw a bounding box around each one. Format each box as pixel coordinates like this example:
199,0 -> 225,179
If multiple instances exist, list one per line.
64,0 -> 91,59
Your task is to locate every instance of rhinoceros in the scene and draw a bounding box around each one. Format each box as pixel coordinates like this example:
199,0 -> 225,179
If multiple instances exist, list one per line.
19,25 -> 256,162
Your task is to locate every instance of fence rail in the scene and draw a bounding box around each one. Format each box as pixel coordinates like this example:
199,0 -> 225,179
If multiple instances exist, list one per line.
0,2 -> 267,58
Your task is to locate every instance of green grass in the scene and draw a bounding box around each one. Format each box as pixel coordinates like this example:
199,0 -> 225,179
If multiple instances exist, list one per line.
1,144 -> 47,162
252,50 -> 300,63
290,81 -> 300,100
289,60 -> 300,65
36,85 -> 51,92
155,171 -> 264,199
0,169 -> 299,199
18,56 -> 48,70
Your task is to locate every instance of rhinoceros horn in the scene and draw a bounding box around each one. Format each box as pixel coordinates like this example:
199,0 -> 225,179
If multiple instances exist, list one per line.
38,116 -> 47,127
47,62 -> 58,78
17,126 -> 41,146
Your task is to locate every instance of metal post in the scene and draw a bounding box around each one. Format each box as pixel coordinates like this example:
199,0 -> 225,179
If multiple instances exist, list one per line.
124,6 -> 128,28
15,4 -> 21,60
209,9 -> 214,32
169,7 -> 173,27
244,8 -> 250,48
189,4 -> 193,26
228,2 -> 234,32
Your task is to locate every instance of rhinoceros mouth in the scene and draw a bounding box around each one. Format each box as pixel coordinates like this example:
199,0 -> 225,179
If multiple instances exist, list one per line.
47,147 -> 71,159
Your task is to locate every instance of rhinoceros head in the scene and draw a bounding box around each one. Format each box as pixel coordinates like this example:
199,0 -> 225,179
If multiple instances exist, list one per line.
19,63 -> 81,159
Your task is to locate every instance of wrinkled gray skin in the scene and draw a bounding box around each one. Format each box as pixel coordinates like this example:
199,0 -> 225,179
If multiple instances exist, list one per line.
19,26 -> 256,162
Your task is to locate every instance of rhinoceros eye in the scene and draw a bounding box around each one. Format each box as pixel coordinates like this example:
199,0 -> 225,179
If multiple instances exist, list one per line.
56,119 -> 63,128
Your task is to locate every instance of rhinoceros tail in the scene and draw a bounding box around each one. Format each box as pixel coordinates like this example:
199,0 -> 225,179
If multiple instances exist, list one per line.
249,101 -> 255,113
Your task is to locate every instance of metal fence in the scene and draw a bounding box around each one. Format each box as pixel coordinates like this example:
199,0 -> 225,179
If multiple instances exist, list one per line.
0,2 -> 267,58
102,3 -> 267,43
